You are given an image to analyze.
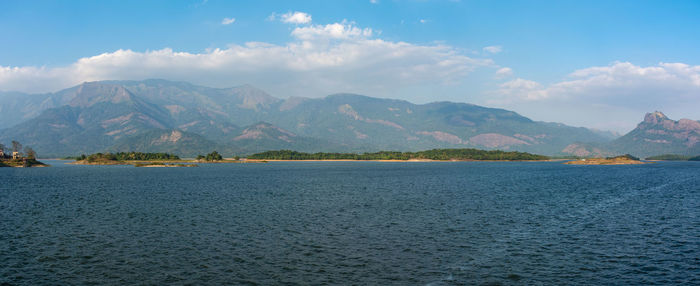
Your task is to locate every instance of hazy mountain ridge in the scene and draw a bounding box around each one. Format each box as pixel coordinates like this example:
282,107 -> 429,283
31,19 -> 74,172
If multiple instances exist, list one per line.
0,79 -> 625,157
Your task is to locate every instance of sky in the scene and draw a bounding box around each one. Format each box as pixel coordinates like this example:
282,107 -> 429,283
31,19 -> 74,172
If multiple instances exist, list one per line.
1,0 -> 700,132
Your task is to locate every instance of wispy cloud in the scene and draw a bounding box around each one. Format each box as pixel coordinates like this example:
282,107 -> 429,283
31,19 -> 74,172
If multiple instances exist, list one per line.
221,17 -> 236,25
483,45 -> 502,54
419,19 -> 428,24
192,0 -> 208,8
495,67 -> 513,78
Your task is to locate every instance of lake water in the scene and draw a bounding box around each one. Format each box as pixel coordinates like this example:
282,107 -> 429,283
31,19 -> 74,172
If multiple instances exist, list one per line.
1,160 -> 699,285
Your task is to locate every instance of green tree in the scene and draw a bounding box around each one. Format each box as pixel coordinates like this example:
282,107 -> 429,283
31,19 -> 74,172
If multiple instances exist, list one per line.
205,151 -> 222,161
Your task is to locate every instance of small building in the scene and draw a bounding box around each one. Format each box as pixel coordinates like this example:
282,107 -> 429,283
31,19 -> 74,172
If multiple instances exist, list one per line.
0,149 -> 4,158
12,152 -> 19,160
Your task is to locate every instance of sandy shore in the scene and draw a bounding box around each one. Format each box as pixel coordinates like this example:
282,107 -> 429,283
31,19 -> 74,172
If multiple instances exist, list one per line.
564,158 -> 650,165
134,164 -> 198,168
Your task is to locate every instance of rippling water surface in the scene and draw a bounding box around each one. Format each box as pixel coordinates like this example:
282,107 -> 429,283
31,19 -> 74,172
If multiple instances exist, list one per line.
1,160 -> 699,285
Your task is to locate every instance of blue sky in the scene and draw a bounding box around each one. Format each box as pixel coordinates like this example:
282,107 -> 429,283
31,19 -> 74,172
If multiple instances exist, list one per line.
2,0 -> 700,132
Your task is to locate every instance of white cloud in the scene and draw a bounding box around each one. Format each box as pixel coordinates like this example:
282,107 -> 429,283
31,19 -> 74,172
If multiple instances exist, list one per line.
370,0 -> 378,3
279,11 -> 312,24
497,78 -> 548,101
483,45 -> 502,54
0,21 -> 494,99
491,62 -> 700,131
221,17 -> 236,25
495,67 -> 513,78
419,19 -> 428,24
291,22 -> 373,40
498,62 -> 700,105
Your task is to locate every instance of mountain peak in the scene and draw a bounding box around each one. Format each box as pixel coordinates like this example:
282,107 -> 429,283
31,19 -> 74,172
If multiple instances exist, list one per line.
228,85 -> 279,110
69,82 -> 135,107
643,111 -> 669,124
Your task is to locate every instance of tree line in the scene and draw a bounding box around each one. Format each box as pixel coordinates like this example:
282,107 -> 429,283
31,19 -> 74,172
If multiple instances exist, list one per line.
247,148 -> 549,161
77,152 -> 180,162
645,154 -> 700,161
196,151 -> 223,161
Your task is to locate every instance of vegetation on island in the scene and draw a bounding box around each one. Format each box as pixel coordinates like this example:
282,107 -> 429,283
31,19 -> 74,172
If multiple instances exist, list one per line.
247,148 -> 549,161
645,154 -> 692,161
606,154 -> 640,161
565,154 -> 647,165
76,151 -> 180,162
75,152 -> 180,163
645,154 -> 700,161
196,151 -> 223,161
71,150 -> 249,166
72,152 -> 181,165
0,140 -> 47,167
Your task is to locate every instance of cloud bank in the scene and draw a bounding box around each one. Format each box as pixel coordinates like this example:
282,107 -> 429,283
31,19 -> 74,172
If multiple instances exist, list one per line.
497,62 -> 700,106
0,21 -> 493,98
492,62 -> 700,131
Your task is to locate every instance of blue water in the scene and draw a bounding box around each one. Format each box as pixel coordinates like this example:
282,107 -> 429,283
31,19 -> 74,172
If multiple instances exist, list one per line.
1,161 -> 699,285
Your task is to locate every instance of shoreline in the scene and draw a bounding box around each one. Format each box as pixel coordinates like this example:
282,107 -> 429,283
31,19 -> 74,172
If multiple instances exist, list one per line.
65,158 -> 556,165
69,159 -> 256,166
244,159 -> 555,162
52,157 -> 570,165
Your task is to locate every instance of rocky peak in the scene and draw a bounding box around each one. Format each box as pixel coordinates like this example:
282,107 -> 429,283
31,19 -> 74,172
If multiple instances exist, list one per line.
229,85 -> 279,110
643,111 -> 669,124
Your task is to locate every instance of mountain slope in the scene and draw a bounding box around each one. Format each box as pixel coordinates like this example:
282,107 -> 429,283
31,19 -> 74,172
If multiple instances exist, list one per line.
263,94 -> 613,154
107,129 -> 221,156
0,84 -> 175,156
608,111 -> 700,157
1,79 -> 618,156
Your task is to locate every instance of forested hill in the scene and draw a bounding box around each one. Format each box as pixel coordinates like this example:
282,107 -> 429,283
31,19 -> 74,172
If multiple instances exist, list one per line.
247,148 -> 549,161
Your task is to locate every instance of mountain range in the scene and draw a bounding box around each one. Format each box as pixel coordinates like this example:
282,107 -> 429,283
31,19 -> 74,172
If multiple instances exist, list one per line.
0,79 -> 697,158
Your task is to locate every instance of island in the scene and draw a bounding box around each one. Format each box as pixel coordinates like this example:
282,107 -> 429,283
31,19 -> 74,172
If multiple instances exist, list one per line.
70,151 -> 255,166
71,152 -> 197,167
564,154 -> 649,165
246,148 -> 549,161
0,140 -> 48,167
